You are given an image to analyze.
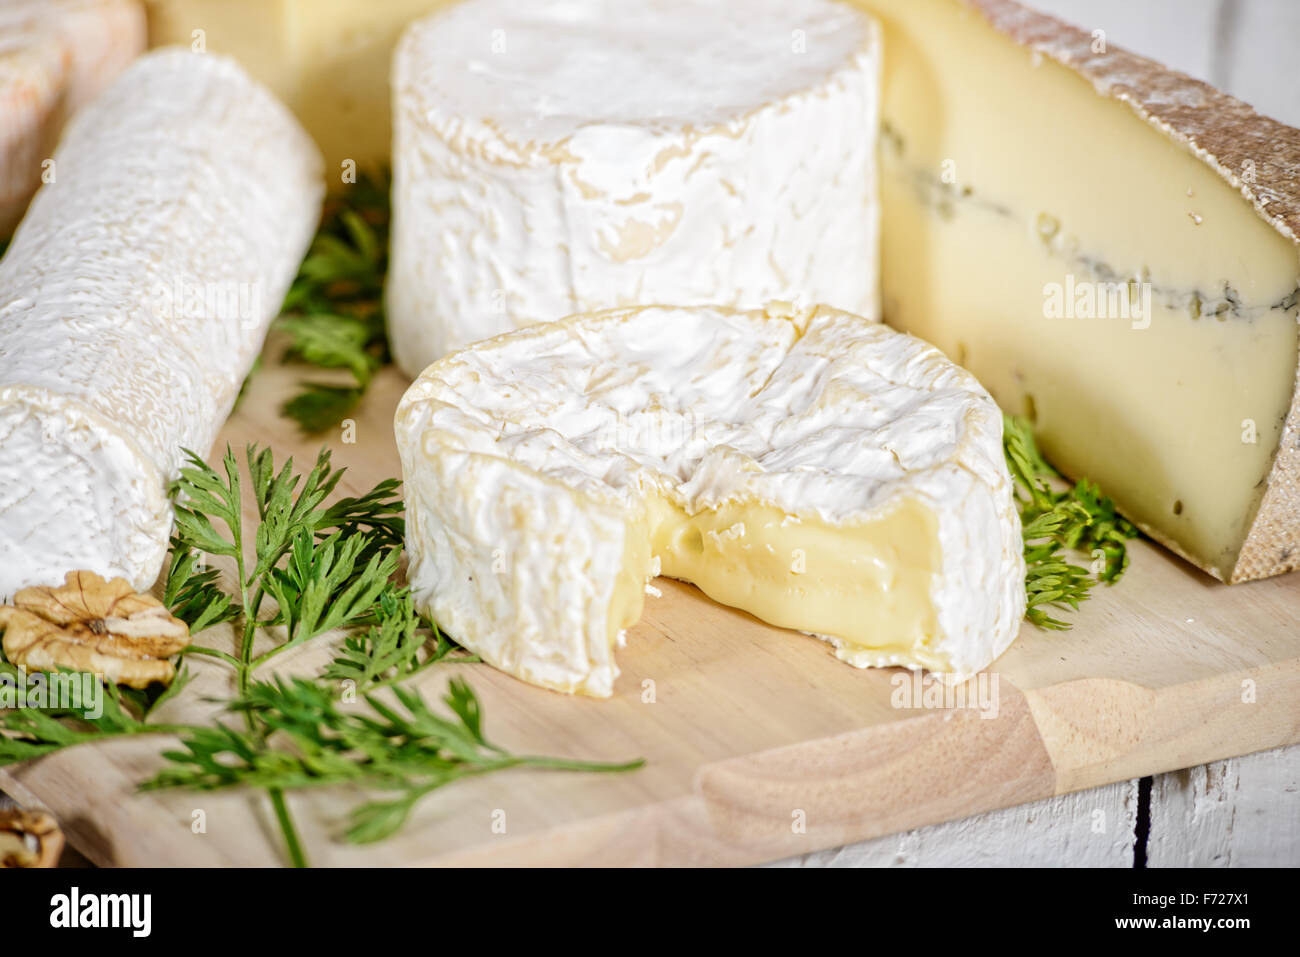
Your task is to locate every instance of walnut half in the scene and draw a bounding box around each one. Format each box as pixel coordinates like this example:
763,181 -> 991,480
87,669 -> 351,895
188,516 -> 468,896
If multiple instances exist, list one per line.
0,807 -> 64,868
0,571 -> 191,688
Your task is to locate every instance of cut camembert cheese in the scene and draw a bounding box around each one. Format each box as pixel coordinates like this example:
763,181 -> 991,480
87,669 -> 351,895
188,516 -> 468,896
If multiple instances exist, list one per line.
387,0 -> 881,372
853,0 -> 1300,583
395,303 -> 1024,696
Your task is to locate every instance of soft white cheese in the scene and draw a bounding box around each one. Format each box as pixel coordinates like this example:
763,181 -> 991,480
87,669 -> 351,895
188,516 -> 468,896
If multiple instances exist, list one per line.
0,50 -> 323,600
387,0 -> 881,373
395,303 -> 1025,696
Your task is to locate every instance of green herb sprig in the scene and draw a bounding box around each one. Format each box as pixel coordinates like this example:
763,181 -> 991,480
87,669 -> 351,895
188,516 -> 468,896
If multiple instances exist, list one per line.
0,444 -> 641,866
276,171 -> 392,434
322,587 -> 477,693
167,444 -> 405,691
0,659 -> 194,764
1003,415 -> 1139,628
144,676 -> 641,845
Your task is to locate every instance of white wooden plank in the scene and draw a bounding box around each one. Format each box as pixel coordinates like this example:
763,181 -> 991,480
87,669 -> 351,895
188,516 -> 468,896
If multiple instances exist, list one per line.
771,779 -> 1139,867
1146,745 -> 1300,866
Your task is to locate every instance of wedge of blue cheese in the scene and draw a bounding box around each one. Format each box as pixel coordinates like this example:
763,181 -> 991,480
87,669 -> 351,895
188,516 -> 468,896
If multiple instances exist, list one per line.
854,0 -> 1300,582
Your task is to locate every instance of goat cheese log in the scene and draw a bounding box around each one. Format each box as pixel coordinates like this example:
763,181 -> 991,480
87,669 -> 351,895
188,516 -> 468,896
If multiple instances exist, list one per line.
0,49 -> 323,600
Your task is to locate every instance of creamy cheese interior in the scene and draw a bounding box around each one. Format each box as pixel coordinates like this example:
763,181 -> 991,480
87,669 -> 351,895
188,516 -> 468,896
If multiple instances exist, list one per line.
397,304 -> 1022,694
606,496 -> 945,669
853,0 -> 1300,580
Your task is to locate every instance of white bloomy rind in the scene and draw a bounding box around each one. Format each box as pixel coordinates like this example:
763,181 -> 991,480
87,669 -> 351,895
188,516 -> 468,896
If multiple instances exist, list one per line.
387,0 -> 881,374
396,304 -> 1025,696
0,50 -> 324,600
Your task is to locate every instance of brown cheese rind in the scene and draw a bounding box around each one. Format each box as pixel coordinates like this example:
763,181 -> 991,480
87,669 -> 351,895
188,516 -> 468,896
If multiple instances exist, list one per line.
967,0 -> 1300,242
966,0 -> 1300,583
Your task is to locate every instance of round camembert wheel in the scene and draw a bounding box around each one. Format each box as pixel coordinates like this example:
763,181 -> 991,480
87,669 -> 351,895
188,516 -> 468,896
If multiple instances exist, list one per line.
395,303 -> 1025,696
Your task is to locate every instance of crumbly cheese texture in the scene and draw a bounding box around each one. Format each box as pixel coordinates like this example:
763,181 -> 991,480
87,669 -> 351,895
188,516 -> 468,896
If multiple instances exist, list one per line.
395,304 -> 1025,697
854,0 -> 1300,583
387,0 -> 881,373
0,50 -> 323,600
0,0 -> 146,234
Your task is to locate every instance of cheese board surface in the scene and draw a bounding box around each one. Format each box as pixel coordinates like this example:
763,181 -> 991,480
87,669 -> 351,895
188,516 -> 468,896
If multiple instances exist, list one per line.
2,357 -> 1298,867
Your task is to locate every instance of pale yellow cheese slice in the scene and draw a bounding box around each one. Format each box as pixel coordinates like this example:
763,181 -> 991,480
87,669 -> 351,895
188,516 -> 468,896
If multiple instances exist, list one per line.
853,0 -> 1300,582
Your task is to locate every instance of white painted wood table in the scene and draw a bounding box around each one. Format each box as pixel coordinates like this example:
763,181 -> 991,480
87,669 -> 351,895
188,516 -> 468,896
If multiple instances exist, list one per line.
777,0 -> 1300,868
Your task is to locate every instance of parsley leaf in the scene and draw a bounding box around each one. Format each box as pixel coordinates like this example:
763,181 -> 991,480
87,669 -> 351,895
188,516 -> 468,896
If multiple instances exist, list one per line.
276,170 -> 392,435
322,587 -> 475,693
0,441 -> 643,865
162,444 -> 635,863
281,384 -> 367,435
0,660 -> 196,765
1004,414 -> 1140,629
143,677 -> 644,845
162,542 -> 237,634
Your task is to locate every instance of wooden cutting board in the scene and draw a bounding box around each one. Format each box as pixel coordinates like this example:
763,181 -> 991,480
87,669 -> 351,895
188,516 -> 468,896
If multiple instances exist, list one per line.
3,354 -> 1299,866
